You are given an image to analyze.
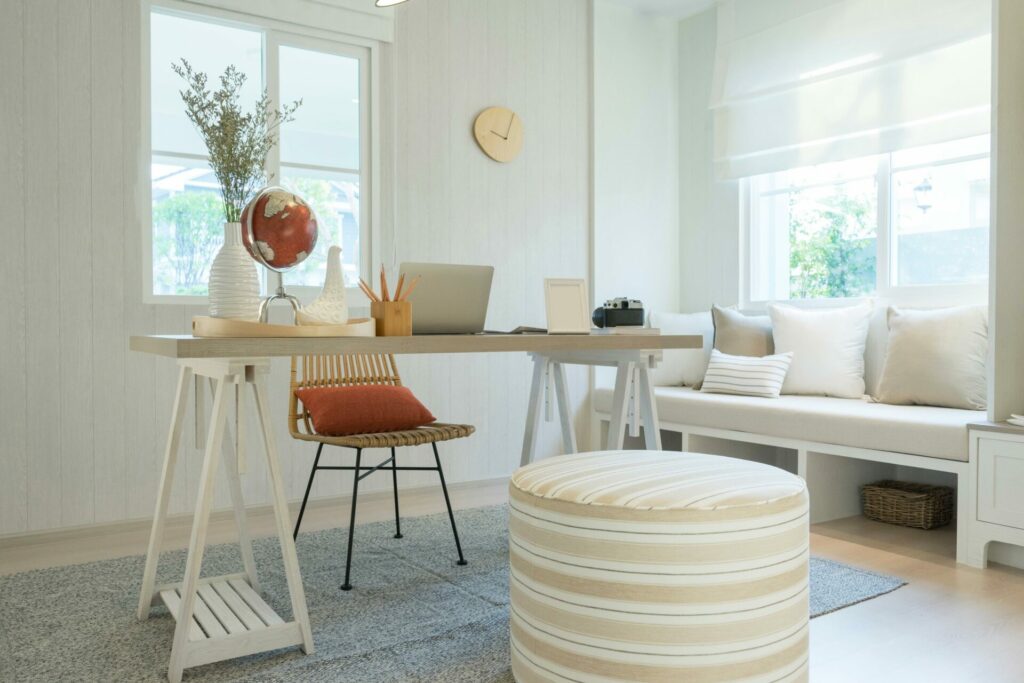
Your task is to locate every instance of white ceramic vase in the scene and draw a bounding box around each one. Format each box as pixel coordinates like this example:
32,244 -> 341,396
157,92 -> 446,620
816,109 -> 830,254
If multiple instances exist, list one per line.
296,245 -> 350,325
208,222 -> 260,321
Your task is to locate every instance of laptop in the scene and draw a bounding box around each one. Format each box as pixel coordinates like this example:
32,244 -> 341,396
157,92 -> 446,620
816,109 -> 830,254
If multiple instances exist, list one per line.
397,263 -> 494,334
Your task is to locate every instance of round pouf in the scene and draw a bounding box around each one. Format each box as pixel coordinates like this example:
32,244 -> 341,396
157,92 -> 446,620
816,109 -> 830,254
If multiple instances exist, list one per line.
509,450 -> 809,683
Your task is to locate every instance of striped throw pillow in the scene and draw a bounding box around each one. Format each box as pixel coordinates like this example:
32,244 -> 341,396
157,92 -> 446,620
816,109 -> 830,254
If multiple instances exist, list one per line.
700,349 -> 794,398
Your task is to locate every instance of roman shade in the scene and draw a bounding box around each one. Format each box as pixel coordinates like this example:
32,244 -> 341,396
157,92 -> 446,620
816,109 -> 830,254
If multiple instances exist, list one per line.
711,0 -> 992,179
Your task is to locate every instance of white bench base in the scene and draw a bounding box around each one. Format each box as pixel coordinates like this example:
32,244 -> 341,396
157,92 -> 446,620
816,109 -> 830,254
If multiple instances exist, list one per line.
965,427 -> 1024,569
592,413 -> 973,566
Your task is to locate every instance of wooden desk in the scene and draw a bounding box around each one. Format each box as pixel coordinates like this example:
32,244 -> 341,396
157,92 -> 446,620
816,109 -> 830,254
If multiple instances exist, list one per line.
130,332 -> 700,681
129,332 -> 701,358
130,332 -> 702,463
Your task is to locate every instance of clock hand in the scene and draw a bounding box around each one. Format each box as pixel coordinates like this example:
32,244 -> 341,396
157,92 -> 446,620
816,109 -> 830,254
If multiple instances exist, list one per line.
504,113 -> 515,138
489,129 -> 508,141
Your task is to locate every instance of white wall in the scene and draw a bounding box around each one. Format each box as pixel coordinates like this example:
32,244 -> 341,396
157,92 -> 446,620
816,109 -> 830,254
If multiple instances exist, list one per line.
677,8 -> 741,312
0,0 -> 591,536
384,0 -> 592,486
988,0 -> 1024,422
593,0 -> 680,315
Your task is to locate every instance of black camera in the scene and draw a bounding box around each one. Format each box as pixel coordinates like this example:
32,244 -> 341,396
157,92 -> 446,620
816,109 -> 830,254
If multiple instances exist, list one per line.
592,297 -> 645,328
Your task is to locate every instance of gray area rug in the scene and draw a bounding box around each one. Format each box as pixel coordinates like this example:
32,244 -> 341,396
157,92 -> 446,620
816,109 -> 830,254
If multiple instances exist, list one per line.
0,505 -> 904,682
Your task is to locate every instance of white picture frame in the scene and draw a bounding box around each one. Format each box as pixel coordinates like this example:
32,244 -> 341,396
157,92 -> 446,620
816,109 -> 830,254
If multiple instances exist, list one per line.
544,278 -> 591,334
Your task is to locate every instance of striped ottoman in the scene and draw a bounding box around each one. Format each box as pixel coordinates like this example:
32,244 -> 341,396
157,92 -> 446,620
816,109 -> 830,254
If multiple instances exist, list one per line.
509,450 -> 809,683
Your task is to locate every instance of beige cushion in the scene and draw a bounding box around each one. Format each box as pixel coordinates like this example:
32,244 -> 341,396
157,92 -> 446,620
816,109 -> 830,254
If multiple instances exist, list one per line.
712,305 -> 774,356
647,310 -> 714,387
593,387 -> 983,461
769,302 -> 872,398
510,451 -> 809,682
701,306 -> 775,391
875,305 -> 988,410
701,349 -> 793,398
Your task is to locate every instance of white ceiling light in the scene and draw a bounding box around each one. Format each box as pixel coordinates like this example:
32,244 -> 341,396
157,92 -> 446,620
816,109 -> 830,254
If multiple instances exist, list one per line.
376,0 -> 409,6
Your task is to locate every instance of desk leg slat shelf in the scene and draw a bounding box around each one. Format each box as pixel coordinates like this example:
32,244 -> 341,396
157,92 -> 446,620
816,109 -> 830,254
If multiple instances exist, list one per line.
212,579 -> 267,631
158,574 -> 289,646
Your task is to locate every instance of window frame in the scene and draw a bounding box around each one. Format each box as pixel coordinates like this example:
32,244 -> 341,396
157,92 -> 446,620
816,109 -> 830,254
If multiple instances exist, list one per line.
142,0 -> 382,305
740,143 -> 990,312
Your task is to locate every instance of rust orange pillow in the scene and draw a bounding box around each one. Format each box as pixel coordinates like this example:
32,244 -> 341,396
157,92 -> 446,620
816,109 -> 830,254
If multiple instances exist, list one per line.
296,385 -> 436,436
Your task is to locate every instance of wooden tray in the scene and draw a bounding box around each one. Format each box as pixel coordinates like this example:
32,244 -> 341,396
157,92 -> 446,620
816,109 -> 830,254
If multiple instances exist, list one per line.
193,316 -> 376,338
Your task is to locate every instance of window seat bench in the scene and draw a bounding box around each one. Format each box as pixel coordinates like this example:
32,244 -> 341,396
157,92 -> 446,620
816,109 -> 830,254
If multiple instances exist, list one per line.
592,386 -> 983,564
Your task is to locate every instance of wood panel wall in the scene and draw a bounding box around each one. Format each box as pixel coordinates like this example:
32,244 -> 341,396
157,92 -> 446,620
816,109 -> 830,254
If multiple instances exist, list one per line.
988,0 -> 1024,422
0,0 -> 591,536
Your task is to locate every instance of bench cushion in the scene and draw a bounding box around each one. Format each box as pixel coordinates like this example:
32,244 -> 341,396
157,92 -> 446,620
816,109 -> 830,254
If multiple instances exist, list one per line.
593,387 -> 984,462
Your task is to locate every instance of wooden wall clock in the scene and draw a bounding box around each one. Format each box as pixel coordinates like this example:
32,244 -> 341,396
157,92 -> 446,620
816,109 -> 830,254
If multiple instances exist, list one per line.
473,106 -> 524,162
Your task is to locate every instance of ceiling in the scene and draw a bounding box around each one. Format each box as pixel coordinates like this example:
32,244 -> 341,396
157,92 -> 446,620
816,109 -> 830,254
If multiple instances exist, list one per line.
602,0 -> 716,19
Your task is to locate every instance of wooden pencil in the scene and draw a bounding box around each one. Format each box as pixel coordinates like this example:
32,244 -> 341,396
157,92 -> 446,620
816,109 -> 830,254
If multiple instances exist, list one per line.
394,273 -> 406,302
359,278 -> 379,302
380,265 -> 391,302
400,275 -> 421,301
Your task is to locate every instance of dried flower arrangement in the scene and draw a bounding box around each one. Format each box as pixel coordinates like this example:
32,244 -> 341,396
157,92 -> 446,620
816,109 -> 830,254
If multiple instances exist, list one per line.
172,59 -> 302,223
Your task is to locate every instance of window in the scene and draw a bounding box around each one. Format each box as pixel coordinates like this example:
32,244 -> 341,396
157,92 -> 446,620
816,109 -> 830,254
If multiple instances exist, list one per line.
746,136 -> 990,304
148,7 -> 370,299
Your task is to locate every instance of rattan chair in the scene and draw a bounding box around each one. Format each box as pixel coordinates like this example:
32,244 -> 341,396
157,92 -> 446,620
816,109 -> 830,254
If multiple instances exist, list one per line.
289,353 -> 474,590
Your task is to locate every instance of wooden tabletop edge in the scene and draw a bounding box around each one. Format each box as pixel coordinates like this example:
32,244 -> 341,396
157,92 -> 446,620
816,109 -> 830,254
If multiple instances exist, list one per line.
129,333 -> 704,359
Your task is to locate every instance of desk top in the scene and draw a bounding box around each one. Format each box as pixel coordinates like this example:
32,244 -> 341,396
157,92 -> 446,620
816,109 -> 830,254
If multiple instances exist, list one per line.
130,333 -> 704,359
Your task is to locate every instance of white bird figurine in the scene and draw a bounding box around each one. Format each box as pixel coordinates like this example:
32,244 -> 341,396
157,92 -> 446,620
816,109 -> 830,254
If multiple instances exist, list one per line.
296,245 -> 349,325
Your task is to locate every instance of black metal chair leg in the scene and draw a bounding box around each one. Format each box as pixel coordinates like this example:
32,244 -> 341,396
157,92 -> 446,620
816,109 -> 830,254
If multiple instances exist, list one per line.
432,443 -> 467,566
391,447 -> 403,539
293,443 -> 324,540
341,448 -> 362,591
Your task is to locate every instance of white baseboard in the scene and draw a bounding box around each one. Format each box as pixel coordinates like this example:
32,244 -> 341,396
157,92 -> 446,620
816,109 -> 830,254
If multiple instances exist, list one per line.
0,476 -> 508,550
990,542 -> 1024,569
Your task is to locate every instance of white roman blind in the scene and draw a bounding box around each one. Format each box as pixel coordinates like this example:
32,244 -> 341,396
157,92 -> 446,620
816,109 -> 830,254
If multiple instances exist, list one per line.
711,0 -> 992,179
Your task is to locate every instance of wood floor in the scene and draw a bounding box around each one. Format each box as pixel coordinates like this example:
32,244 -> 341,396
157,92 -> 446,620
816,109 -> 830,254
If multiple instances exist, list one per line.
3,479 -> 1024,682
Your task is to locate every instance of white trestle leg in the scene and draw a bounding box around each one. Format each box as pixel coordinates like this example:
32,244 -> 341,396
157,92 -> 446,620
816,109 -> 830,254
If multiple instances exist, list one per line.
137,358 -> 313,683
521,350 -> 665,464
208,377 -> 259,593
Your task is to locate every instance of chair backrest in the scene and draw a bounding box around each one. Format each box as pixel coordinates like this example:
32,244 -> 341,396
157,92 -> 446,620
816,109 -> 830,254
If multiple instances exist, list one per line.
289,353 -> 402,437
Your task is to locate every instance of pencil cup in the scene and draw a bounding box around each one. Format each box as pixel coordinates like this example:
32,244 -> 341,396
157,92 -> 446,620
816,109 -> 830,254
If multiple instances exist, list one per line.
371,301 -> 412,336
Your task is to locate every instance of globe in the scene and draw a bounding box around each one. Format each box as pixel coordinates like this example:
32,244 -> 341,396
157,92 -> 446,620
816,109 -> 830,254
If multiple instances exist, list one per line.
241,186 -> 319,272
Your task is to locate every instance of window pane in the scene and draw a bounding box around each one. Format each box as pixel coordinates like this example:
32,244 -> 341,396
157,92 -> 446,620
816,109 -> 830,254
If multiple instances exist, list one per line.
152,157 -> 224,296
281,168 -> 361,288
891,150 -> 990,286
751,160 -> 878,301
151,12 -> 263,156
279,46 -> 361,170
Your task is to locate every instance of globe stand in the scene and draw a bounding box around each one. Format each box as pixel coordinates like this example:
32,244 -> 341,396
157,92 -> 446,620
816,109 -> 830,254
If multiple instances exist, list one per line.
242,186 -> 319,325
258,284 -> 302,324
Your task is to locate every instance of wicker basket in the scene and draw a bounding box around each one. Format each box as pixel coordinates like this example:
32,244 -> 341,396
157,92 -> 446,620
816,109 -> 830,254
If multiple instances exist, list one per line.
860,480 -> 954,530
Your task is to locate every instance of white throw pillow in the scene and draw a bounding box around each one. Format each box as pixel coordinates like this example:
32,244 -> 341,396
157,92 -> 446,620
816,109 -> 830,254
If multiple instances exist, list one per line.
647,311 -> 714,387
769,302 -> 872,398
875,305 -> 988,410
700,349 -> 793,399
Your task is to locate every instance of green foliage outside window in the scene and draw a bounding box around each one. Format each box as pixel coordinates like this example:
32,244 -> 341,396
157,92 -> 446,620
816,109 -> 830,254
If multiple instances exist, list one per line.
153,191 -> 223,295
152,177 -> 357,295
788,190 -> 876,299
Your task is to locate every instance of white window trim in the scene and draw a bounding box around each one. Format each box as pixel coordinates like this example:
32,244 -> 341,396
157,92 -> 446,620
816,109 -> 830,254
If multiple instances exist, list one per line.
740,147 -> 990,313
141,0 -> 383,306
